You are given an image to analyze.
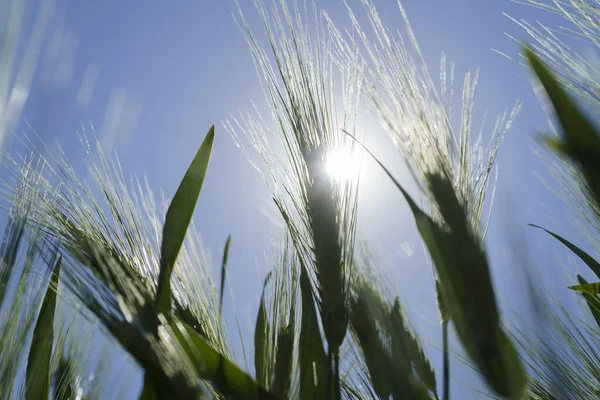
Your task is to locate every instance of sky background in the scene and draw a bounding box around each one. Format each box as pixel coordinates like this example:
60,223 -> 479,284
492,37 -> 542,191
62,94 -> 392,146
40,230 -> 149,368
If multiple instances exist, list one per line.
3,0 -> 594,398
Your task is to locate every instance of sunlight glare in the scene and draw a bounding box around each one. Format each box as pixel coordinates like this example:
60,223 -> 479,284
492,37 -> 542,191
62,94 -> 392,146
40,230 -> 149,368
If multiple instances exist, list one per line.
325,150 -> 361,182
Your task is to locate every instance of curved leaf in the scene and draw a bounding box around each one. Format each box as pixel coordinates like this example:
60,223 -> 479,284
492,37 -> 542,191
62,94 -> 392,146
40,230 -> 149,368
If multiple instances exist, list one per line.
529,224 -> 600,280
170,318 -> 276,400
156,126 -> 214,315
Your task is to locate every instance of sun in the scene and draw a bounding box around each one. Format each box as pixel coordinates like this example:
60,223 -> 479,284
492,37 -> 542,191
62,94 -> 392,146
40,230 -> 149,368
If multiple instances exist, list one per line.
324,149 -> 361,183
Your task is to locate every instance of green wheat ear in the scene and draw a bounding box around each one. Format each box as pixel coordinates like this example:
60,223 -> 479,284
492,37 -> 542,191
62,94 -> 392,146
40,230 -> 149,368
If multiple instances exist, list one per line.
229,1 -> 363,397
341,128 -> 526,397
525,47 -> 600,210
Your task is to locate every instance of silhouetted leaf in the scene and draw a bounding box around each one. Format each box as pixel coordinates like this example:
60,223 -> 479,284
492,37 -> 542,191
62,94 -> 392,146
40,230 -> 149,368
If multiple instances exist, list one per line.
426,172 -> 526,398
525,47 -> 600,209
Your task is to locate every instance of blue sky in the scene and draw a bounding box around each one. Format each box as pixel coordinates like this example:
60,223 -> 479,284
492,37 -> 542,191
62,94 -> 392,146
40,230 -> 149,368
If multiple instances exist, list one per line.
5,0 -> 594,397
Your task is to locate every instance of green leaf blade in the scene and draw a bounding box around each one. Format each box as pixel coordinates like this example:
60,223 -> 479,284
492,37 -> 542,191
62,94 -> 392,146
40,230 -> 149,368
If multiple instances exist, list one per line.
171,318 -> 276,399
26,256 -> 61,400
254,272 -> 272,389
529,224 -> 600,280
156,126 -> 215,316
576,275 -> 600,329
568,282 -> 600,294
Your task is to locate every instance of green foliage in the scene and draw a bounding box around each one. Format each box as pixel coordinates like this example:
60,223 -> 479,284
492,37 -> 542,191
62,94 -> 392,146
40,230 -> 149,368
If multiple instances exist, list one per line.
230,5 -> 362,396
10,1 -> 600,400
344,131 -> 526,398
53,356 -> 75,400
26,256 -> 61,400
576,274 -> 600,329
568,282 -> 600,294
170,318 -> 276,400
526,48 -> 600,291
254,272 -> 272,388
525,48 -> 600,208
350,279 -> 432,400
514,33 -> 600,400
529,224 -> 600,280
156,126 -> 215,316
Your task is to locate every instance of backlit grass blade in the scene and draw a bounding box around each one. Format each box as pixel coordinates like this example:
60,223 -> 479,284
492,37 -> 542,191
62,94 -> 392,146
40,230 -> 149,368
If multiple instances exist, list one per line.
529,224 -> 600,280
170,318 -> 276,400
525,47 -> 600,207
576,275 -> 600,329
254,272 -> 272,388
156,126 -> 214,315
26,255 -> 61,400
568,282 -> 600,294
219,235 -> 232,316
